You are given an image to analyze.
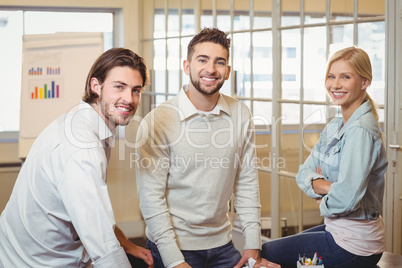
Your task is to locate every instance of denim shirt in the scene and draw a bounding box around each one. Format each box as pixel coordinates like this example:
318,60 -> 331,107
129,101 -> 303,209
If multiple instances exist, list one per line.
296,101 -> 388,220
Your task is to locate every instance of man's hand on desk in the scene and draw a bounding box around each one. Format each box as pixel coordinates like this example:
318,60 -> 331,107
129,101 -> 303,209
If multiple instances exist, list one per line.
254,258 -> 281,268
234,249 -> 260,268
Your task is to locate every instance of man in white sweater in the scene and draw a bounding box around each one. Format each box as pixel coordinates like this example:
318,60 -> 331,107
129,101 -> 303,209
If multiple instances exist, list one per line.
135,28 -> 261,268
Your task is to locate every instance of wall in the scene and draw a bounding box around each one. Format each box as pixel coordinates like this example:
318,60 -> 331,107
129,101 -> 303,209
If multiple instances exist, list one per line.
0,142 -> 20,213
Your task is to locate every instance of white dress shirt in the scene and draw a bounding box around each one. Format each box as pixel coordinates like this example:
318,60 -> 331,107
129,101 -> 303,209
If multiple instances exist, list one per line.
0,101 -> 130,267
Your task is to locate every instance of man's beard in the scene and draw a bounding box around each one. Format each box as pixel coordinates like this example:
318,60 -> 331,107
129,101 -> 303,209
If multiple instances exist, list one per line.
98,96 -> 132,127
189,73 -> 225,96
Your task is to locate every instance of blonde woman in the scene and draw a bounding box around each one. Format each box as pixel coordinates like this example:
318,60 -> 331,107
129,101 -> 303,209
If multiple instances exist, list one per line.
261,47 -> 388,268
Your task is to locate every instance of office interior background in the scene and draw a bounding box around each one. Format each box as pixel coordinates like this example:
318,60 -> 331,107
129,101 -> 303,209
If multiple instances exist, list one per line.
0,0 -> 401,255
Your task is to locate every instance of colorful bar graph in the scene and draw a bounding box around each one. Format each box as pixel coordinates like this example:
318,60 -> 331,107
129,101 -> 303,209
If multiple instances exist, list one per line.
29,66 -> 61,75
29,67 -> 43,75
46,67 -> 61,75
52,81 -> 55,98
30,80 -> 61,100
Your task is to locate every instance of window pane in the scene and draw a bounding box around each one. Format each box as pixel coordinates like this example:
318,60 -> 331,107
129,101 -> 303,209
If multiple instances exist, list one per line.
155,94 -> 167,106
168,38 -> 180,95
358,0 -> 385,19
302,108 -> 325,159
329,24 -> 353,53
0,11 -> 23,132
201,0 -> 214,28
254,0 -> 272,29
358,22 -> 385,106
234,0 -> 250,30
220,74 -> 232,96
253,101 -> 272,127
241,100 -> 251,112
154,39 -> 166,94
304,0 -> 326,24
182,2 -> 195,35
282,29 -> 300,100
154,8 -> 166,38
279,177 -> 301,231
303,26 -> 326,102
167,8 -> 179,37
182,10 -> 195,36
378,108 -> 384,123
233,32 -> 251,98
303,105 -> 326,125
253,31 -> 272,99
330,0 -> 353,21
282,103 -> 300,125
181,37 -> 191,88
281,0 -> 301,26
281,117 -> 300,172
216,0 -> 231,32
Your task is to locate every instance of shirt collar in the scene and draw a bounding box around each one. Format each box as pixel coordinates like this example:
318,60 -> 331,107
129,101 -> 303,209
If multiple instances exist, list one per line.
333,100 -> 372,140
178,85 -> 231,121
79,101 -> 115,146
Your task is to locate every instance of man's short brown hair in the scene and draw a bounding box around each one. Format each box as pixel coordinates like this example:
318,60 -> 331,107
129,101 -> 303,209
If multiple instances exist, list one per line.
82,48 -> 149,104
187,28 -> 231,61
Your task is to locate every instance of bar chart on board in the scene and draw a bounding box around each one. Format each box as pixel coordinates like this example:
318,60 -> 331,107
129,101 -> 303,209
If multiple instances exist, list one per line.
29,79 -> 62,100
28,66 -> 62,100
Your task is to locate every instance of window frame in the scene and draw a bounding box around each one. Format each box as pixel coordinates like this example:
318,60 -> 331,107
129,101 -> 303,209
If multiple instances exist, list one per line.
139,0 -> 386,240
0,6 -> 121,142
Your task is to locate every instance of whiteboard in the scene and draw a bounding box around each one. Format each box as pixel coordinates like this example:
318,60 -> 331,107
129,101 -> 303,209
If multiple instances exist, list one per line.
19,32 -> 103,158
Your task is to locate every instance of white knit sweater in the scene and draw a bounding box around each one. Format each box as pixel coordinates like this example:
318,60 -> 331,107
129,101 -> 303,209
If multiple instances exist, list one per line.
135,87 -> 261,267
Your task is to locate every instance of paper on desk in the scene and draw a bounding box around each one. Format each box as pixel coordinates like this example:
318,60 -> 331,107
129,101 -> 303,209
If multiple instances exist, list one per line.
242,257 -> 256,268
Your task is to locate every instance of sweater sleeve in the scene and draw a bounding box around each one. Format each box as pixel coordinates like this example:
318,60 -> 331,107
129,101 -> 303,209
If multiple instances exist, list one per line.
233,113 -> 261,250
135,114 -> 184,267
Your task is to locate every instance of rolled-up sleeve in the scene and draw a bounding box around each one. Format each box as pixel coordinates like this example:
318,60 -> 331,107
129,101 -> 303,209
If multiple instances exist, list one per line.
319,127 -> 379,217
296,140 -> 325,199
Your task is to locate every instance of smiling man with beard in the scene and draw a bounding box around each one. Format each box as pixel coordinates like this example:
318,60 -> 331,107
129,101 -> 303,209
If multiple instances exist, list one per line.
0,48 -> 153,268
135,28 -> 266,268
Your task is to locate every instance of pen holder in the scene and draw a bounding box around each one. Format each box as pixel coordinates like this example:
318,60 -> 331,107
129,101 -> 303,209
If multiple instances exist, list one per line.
297,262 -> 324,268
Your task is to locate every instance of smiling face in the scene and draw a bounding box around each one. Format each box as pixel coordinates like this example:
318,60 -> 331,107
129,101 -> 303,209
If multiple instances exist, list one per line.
183,42 -> 231,96
325,59 -> 370,117
91,66 -> 143,131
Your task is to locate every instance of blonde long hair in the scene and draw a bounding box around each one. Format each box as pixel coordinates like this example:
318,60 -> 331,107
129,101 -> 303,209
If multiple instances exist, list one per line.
325,46 -> 379,122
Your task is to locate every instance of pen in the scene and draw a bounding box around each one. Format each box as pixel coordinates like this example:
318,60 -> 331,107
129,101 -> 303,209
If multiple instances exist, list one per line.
312,252 -> 318,265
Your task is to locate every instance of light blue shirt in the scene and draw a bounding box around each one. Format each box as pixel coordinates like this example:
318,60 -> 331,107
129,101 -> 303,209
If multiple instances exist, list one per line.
296,101 -> 388,220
